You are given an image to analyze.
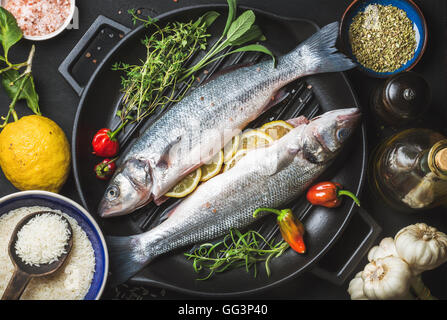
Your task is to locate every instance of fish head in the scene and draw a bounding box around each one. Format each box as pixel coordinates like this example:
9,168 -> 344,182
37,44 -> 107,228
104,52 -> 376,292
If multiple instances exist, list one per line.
301,108 -> 361,163
98,159 -> 153,218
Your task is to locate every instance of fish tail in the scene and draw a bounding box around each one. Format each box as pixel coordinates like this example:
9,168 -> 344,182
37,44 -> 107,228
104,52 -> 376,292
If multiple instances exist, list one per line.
289,22 -> 356,75
106,235 -> 152,286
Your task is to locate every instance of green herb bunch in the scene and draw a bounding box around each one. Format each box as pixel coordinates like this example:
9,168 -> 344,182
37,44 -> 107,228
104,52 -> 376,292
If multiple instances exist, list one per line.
180,0 -> 275,81
112,10 -> 218,124
0,7 -> 40,128
185,228 -> 289,280
112,0 -> 275,127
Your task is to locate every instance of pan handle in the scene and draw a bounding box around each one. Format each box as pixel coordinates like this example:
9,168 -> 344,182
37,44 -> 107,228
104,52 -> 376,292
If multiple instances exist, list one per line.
58,15 -> 131,96
310,207 -> 382,286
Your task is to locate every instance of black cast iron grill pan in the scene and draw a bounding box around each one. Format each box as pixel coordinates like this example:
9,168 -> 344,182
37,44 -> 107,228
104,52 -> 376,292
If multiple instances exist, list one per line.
59,4 -> 381,297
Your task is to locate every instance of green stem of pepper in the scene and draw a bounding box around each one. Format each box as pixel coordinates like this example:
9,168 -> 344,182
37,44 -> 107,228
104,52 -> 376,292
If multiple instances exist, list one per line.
253,207 -> 286,219
337,189 -> 361,207
109,120 -> 129,141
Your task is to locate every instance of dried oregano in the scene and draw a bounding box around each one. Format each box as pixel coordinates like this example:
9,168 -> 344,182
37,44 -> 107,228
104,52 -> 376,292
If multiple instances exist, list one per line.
349,4 -> 417,73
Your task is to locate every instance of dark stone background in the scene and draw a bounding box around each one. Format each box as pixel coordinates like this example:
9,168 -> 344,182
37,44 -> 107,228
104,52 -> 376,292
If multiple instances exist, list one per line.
0,0 -> 445,300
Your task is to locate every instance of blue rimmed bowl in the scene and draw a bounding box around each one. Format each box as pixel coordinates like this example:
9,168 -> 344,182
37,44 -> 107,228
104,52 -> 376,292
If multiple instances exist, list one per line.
340,0 -> 428,78
0,191 -> 108,300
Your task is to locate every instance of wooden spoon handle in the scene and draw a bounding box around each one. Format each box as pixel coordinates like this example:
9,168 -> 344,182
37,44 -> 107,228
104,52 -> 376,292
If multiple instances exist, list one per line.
1,269 -> 31,300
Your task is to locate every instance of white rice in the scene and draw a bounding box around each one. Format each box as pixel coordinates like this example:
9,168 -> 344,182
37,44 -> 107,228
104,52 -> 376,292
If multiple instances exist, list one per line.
0,206 -> 96,300
15,213 -> 71,267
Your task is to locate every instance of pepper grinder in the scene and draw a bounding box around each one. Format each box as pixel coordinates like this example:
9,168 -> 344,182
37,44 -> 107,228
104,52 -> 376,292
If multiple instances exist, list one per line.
371,72 -> 431,126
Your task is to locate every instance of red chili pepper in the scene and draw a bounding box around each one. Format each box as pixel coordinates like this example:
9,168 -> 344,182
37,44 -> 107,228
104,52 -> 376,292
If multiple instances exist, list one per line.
94,158 -> 118,180
92,128 -> 120,157
92,121 -> 127,157
306,181 -> 361,208
253,208 -> 306,254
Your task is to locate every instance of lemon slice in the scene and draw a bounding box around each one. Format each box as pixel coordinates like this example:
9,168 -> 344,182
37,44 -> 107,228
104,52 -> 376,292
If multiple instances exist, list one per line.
165,168 -> 202,198
200,150 -> 224,182
223,149 -> 249,172
238,129 -> 274,151
223,135 -> 240,162
260,120 -> 294,140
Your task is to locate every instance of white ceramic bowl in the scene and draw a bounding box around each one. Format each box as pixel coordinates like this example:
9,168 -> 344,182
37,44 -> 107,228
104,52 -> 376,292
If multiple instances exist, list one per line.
1,0 -> 76,41
0,190 -> 108,300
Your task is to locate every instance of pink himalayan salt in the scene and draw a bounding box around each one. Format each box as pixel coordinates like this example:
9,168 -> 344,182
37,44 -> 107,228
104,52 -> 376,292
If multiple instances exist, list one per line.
4,0 -> 71,37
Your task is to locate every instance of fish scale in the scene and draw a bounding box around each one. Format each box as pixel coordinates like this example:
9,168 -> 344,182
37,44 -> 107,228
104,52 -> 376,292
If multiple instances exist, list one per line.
99,22 -> 357,218
107,107 -> 361,286
134,81 -> 313,230
137,127 -> 325,257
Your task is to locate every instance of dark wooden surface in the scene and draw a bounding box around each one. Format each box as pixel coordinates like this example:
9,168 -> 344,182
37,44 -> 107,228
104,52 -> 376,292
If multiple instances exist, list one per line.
0,0 -> 445,300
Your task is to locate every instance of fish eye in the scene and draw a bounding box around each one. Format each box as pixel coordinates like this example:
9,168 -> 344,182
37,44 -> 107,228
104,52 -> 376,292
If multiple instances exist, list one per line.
336,128 -> 349,141
106,186 -> 120,201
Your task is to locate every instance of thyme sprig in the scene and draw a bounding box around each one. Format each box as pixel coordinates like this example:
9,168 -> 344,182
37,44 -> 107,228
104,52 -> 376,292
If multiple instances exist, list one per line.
112,0 -> 275,127
184,228 -> 289,280
112,11 -> 215,124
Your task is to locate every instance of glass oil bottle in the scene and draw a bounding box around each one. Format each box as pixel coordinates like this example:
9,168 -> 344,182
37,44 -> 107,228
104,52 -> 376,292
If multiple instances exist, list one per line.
369,129 -> 447,212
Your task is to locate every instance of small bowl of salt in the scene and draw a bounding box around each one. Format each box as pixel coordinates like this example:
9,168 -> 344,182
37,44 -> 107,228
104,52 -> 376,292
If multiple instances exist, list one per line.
1,0 -> 76,41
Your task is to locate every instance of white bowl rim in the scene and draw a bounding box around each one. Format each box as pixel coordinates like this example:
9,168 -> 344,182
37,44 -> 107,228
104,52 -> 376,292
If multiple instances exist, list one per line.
1,0 -> 76,41
0,190 -> 109,300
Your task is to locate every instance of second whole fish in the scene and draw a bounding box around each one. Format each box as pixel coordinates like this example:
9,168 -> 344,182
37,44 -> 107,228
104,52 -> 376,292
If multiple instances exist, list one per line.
106,107 -> 361,285
99,22 -> 356,218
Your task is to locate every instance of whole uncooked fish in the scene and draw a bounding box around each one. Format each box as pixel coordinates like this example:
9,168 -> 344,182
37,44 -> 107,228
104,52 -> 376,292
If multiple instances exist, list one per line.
107,107 -> 361,285
99,22 -> 356,218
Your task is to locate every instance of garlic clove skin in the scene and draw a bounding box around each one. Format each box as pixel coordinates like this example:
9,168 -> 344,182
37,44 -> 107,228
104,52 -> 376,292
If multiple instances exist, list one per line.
395,223 -> 447,275
348,271 -> 368,300
368,237 -> 398,262
362,256 -> 413,300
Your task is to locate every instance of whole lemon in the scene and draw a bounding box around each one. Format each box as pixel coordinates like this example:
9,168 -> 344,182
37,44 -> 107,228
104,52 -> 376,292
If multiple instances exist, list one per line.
0,115 -> 71,193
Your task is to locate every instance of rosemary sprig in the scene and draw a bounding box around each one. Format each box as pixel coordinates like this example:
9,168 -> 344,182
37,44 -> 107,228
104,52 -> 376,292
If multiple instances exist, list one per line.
184,228 -> 289,280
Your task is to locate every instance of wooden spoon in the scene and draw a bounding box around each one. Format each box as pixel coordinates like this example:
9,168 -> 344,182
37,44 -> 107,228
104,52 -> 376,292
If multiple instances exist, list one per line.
1,211 -> 73,300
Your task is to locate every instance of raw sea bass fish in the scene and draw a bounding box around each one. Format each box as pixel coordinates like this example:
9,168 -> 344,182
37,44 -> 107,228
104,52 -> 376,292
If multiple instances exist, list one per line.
99,22 -> 356,218
107,108 -> 361,285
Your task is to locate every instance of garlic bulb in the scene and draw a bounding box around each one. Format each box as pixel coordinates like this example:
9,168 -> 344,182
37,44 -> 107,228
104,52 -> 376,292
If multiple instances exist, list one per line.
368,237 -> 398,262
361,256 -> 413,300
347,271 -> 367,300
394,223 -> 447,275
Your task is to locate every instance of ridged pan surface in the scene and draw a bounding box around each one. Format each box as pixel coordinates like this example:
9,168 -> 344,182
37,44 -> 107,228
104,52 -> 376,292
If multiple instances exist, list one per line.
72,5 -> 367,296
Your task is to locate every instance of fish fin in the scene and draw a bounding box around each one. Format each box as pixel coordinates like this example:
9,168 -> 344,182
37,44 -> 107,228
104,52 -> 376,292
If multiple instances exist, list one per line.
286,116 -> 309,127
156,135 -> 182,169
263,148 -> 298,176
290,22 -> 356,74
106,235 -> 152,287
154,195 -> 169,206
262,88 -> 290,112
156,202 -> 180,224
288,146 -> 300,155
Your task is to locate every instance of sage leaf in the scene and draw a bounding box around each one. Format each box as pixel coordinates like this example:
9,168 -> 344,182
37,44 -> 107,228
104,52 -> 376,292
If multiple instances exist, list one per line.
228,24 -> 266,46
226,10 -> 256,43
1,69 -> 40,115
228,44 -> 276,66
0,7 -> 22,58
195,11 -> 220,28
223,0 -> 237,37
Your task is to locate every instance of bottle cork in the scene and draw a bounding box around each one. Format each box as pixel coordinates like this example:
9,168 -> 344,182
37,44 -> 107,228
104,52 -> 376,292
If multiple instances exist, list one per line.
435,148 -> 447,172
